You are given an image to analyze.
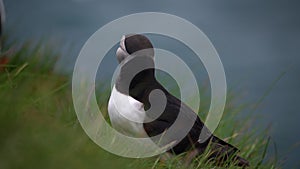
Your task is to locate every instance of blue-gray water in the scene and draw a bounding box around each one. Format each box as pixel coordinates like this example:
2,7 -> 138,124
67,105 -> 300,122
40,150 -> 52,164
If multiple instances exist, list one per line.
5,0 -> 300,168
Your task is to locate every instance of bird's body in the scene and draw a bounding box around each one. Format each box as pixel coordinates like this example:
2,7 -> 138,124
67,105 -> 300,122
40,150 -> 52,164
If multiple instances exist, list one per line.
108,34 -> 249,167
108,85 -> 148,137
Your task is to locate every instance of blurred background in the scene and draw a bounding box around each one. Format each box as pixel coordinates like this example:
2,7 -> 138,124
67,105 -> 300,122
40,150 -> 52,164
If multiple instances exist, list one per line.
2,0 -> 300,168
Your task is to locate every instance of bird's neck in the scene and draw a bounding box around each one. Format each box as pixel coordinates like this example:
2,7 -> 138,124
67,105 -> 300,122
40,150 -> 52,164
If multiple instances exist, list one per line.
115,56 -> 156,97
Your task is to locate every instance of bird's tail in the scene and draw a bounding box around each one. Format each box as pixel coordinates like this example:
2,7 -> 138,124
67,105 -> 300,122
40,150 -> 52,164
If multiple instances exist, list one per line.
235,155 -> 250,168
198,136 -> 250,167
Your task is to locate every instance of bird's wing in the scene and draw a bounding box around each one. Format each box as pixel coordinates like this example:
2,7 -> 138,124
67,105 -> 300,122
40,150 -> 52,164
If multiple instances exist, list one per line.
130,80 -> 240,155
136,82 -> 209,153
142,87 -> 247,165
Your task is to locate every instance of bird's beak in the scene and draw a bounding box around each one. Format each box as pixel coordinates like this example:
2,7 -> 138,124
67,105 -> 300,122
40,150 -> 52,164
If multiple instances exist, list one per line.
116,35 -> 129,63
119,35 -> 126,51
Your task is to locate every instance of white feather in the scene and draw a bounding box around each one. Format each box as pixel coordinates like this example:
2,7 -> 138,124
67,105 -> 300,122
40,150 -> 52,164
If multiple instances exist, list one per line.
108,86 -> 148,137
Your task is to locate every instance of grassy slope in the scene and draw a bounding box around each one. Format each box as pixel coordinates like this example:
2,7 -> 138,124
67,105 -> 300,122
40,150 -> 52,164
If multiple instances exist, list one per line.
0,41 -> 279,169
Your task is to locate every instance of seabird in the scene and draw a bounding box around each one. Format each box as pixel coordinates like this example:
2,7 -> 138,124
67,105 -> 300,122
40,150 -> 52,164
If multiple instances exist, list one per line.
108,34 -> 249,167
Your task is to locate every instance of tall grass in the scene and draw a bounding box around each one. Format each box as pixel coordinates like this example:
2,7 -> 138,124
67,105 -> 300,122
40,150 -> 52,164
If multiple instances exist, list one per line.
0,39 -> 279,169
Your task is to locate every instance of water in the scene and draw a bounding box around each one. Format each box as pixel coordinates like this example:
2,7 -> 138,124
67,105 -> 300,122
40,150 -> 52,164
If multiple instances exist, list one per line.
5,0 -> 300,168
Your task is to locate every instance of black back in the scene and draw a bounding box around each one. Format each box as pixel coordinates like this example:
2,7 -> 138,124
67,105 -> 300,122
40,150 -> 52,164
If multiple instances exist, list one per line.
129,69 -> 208,154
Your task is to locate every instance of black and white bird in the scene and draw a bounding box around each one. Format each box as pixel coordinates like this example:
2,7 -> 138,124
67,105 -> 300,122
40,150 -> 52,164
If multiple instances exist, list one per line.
108,34 -> 249,167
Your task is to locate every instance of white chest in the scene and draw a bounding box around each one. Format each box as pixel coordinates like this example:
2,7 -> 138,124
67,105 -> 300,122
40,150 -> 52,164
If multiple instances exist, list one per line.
108,86 -> 148,137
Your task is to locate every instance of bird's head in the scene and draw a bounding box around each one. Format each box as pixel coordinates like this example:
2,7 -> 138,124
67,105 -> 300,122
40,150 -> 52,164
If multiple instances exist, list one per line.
116,34 -> 154,63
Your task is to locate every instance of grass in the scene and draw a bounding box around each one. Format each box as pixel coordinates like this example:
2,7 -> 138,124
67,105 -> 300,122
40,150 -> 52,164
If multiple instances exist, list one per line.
0,38 -> 280,169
